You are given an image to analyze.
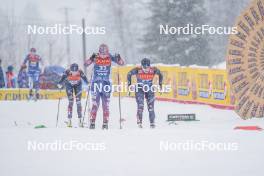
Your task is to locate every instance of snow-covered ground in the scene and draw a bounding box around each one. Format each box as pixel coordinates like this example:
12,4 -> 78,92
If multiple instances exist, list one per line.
0,97 -> 263,176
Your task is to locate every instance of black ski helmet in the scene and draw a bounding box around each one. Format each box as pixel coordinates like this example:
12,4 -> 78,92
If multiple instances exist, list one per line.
30,47 -> 36,53
141,58 -> 150,69
7,65 -> 14,72
70,63 -> 79,72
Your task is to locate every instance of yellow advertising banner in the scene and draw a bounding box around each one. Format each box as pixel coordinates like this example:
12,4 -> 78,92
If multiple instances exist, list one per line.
0,66 -> 234,109
112,66 -> 235,109
0,89 -> 87,101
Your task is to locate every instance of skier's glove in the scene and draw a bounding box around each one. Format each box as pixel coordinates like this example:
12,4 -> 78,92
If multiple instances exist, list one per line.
57,84 -> 63,89
90,53 -> 96,61
116,54 -> 123,62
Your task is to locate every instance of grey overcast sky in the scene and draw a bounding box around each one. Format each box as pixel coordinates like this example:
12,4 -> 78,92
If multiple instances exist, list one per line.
1,0 -> 90,22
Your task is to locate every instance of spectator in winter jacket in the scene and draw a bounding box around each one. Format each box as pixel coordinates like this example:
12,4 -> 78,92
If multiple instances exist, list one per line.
6,65 -> 16,88
0,59 -> 5,88
18,65 -> 29,88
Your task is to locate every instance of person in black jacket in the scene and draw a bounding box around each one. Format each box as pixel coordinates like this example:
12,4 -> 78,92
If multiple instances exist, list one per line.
0,59 -> 5,88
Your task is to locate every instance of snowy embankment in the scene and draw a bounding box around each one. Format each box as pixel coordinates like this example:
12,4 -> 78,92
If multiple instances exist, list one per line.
0,97 -> 263,176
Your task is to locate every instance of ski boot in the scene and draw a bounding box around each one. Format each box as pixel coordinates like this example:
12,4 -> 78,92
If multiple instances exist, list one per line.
150,123 -> 155,129
28,89 -> 33,100
67,119 -> 72,128
137,119 -> 143,128
78,118 -> 84,128
35,92 -> 40,100
102,122 -> 108,130
89,120 -> 95,129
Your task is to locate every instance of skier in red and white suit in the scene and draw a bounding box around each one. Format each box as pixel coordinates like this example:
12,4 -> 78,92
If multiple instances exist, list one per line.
84,44 -> 125,129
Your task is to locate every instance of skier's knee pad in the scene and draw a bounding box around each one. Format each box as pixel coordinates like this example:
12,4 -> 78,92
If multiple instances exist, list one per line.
148,105 -> 154,112
138,103 -> 144,110
67,94 -> 74,100
76,94 -> 81,101
76,100 -> 81,105
137,108 -> 143,114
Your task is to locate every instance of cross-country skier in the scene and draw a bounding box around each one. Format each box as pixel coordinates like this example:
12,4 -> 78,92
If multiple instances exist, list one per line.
57,63 -> 88,127
127,58 -> 163,128
22,48 -> 42,100
84,44 -> 125,129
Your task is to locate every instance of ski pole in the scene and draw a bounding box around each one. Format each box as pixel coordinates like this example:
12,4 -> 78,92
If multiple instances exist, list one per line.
82,70 -> 94,125
56,89 -> 62,128
82,86 -> 90,124
18,87 -> 21,100
117,67 -> 122,129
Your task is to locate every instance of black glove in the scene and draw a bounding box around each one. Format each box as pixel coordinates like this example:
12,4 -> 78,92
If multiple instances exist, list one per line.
90,53 -> 96,61
116,54 -> 121,61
